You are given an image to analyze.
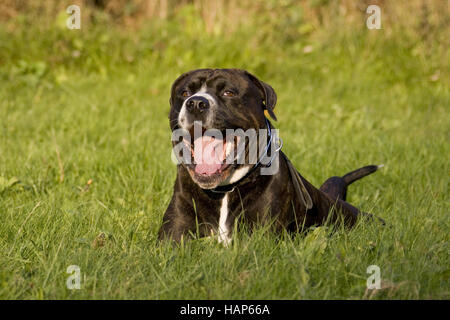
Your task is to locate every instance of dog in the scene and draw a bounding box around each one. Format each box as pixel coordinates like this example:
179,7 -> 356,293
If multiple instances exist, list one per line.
158,68 -> 382,244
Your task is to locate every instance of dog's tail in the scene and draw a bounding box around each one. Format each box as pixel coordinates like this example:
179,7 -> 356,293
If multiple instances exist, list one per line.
343,164 -> 383,186
319,164 -> 383,201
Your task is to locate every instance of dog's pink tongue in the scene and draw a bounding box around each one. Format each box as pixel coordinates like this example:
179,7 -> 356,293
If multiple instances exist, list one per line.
194,136 -> 224,175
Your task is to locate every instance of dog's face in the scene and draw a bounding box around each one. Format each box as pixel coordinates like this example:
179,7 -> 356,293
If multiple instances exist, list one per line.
169,69 -> 277,189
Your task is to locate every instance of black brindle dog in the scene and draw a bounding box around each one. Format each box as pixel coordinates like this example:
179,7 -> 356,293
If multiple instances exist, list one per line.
159,69 -> 382,244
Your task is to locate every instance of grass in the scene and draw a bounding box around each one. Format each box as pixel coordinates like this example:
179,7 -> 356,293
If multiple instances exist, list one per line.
0,2 -> 448,299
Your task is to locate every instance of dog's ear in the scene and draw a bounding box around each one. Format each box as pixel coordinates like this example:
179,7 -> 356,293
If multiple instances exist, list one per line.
245,71 -> 277,121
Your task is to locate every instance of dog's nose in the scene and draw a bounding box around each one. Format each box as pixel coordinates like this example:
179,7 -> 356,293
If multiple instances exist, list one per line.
186,96 -> 210,114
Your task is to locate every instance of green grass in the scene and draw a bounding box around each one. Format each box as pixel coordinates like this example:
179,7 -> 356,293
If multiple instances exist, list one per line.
0,7 -> 448,299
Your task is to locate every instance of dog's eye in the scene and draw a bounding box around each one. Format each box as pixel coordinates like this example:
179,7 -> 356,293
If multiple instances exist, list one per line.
223,90 -> 236,97
181,90 -> 191,98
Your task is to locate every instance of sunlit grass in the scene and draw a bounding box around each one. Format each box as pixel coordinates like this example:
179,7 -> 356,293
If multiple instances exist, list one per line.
0,3 -> 448,299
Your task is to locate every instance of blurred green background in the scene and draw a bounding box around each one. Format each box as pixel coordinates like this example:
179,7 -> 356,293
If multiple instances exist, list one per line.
0,0 -> 448,299
1,0 -> 447,82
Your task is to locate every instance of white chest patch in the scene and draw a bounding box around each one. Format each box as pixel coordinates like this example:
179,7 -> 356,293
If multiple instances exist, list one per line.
218,194 -> 231,246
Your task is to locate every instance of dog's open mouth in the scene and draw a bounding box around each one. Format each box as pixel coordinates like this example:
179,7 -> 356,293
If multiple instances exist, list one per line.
180,126 -> 243,188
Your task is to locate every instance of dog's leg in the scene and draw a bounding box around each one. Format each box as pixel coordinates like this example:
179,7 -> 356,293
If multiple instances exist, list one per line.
158,197 -> 197,242
319,165 -> 381,201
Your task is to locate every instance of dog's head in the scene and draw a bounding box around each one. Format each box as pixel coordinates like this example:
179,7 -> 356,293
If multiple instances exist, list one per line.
169,69 -> 277,189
